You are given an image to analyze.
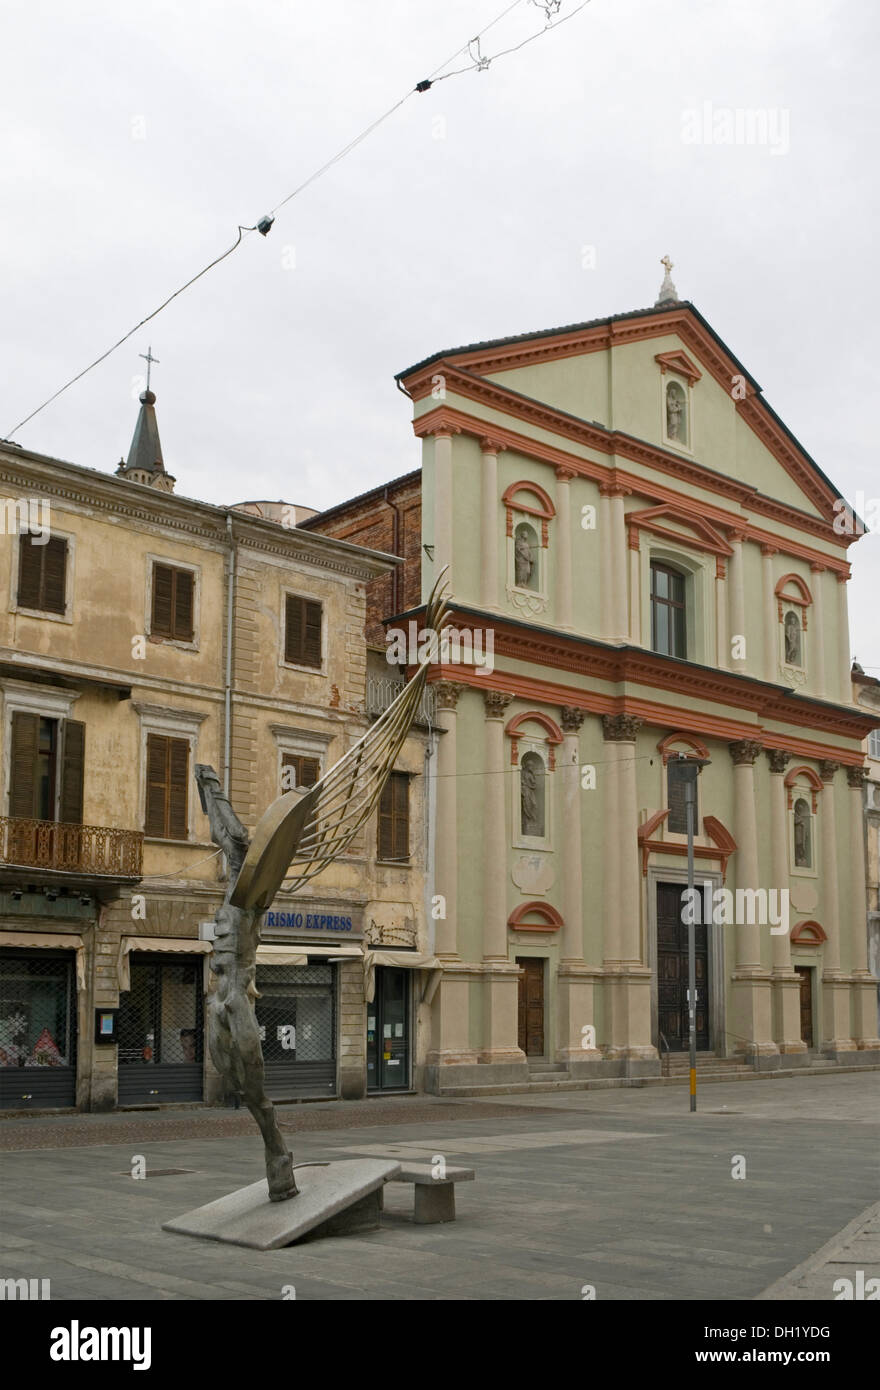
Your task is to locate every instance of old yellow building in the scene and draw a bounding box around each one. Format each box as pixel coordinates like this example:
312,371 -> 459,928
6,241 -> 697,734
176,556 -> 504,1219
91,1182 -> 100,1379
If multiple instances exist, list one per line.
0,388 -> 434,1111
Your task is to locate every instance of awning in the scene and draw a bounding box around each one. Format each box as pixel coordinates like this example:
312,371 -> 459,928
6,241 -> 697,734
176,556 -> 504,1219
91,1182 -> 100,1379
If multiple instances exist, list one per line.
292,945 -> 363,960
256,946 -> 309,968
118,935 -> 212,992
0,931 -> 86,990
364,949 -> 441,1004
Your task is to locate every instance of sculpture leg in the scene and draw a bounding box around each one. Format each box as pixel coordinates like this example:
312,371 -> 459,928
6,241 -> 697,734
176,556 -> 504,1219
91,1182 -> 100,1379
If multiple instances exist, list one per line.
208,982 -> 298,1202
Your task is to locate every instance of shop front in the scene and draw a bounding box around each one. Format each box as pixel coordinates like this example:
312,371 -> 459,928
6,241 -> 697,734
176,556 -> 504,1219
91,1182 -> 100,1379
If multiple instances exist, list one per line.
0,943 -> 81,1110
117,951 -> 206,1105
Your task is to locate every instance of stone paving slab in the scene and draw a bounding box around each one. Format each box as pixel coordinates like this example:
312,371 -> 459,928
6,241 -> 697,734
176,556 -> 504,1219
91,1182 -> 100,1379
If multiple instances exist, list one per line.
756,1200 -> 880,1301
0,1076 -> 877,1300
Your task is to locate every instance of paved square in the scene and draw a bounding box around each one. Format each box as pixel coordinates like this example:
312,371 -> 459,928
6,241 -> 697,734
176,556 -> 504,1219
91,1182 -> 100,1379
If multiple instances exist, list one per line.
0,1073 -> 877,1300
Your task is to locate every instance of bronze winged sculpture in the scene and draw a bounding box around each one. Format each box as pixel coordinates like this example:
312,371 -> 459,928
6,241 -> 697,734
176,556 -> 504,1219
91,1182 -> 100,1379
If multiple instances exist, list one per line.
195,573 -> 450,1202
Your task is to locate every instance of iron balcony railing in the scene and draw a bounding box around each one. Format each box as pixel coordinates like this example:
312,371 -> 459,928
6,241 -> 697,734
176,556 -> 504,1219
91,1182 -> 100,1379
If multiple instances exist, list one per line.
366,675 -> 436,725
0,817 -> 144,878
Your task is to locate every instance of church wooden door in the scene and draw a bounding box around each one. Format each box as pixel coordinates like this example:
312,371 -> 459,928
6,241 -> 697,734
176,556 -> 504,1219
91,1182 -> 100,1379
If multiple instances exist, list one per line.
657,882 -> 710,1051
517,958 -> 545,1056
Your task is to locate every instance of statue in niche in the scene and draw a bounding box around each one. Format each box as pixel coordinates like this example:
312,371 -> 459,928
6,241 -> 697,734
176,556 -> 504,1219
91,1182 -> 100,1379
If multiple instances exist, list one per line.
520,752 -> 545,837
666,383 -> 685,441
784,610 -> 802,665
793,797 -> 811,867
515,526 -> 534,587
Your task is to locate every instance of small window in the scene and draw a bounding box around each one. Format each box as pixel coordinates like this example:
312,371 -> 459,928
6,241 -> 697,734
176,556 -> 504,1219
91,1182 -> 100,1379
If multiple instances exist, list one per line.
151,563 -> 194,642
651,562 -> 687,658
793,797 -> 812,868
145,733 -> 189,840
667,759 -> 698,834
378,772 -> 409,862
285,595 -> 323,669
281,753 -> 320,794
17,533 -> 67,614
869,730 -> 880,760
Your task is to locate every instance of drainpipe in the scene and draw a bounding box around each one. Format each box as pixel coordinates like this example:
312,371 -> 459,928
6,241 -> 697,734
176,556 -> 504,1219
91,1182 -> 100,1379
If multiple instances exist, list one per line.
223,513 -> 236,797
383,485 -> 402,616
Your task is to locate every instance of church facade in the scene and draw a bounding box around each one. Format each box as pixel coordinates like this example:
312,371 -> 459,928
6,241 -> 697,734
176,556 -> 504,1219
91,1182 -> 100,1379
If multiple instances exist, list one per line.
307,278 -> 880,1091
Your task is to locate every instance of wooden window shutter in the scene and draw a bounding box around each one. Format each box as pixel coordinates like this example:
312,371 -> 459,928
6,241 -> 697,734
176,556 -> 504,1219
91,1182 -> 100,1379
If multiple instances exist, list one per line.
168,738 -> 189,840
378,772 -> 409,861
43,537 -> 67,614
151,565 -> 174,637
17,534 -> 66,613
393,772 -> 409,861
145,734 -> 169,837
10,711 -> 39,818
282,754 -> 320,791
59,720 -> 85,824
17,536 -> 42,610
285,595 -> 322,668
173,568 -> 194,641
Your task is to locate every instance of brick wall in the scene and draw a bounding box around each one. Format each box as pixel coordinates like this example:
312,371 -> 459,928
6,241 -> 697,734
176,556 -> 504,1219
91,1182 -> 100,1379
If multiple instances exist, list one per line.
302,474 -> 422,646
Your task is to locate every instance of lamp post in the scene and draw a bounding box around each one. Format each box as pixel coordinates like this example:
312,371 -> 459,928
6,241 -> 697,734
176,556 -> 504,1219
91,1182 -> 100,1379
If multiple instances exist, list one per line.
675,753 -> 711,1113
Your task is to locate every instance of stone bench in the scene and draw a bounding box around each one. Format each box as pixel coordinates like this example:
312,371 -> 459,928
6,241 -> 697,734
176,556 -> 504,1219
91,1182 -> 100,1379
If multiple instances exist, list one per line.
384,1162 -> 475,1224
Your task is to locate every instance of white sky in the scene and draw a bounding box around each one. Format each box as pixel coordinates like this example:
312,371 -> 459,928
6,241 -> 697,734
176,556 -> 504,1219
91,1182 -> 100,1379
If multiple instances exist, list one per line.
2,0 -> 877,670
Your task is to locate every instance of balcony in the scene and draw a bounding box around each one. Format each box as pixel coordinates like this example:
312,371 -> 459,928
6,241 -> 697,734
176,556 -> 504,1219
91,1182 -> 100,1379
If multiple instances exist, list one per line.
0,817 -> 144,879
366,675 -> 436,726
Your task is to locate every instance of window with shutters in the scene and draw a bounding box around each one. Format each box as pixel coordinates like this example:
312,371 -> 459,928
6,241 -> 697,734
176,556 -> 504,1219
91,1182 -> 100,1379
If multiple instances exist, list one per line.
377,772 -> 409,863
283,594 -> 323,670
16,533 -> 68,616
281,753 -> 320,794
145,734 -> 189,840
7,711 -> 84,824
149,562 -> 195,643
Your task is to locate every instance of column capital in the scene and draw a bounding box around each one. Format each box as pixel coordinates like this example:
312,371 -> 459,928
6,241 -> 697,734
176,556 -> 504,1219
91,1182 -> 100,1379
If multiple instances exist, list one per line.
809,560 -> 827,574
760,543 -> 779,558
819,759 -> 840,783
727,528 -> 748,545
433,680 -> 467,712
603,713 -> 642,742
715,555 -> 727,579
766,748 -> 791,774
846,765 -> 868,789
483,689 -> 514,719
598,480 -> 632,499
729,738 -> 763,766
479,436 -> 505,454
560,705 -> 586,734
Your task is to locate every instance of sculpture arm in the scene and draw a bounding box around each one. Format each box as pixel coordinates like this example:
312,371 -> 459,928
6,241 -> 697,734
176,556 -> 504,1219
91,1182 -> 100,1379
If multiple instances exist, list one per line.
194,764 -> 250,872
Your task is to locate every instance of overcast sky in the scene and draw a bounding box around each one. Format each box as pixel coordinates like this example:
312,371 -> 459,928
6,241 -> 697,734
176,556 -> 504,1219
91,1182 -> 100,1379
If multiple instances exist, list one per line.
2,0 -> 877,669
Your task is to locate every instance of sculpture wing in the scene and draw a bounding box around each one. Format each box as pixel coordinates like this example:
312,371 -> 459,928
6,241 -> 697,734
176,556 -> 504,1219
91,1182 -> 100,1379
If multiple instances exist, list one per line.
228,572 -> 450,910
281,572 -> 451,891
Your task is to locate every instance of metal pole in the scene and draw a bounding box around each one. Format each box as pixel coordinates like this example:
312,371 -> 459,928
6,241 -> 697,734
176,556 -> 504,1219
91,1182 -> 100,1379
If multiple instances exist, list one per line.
686,779 -> 697,1113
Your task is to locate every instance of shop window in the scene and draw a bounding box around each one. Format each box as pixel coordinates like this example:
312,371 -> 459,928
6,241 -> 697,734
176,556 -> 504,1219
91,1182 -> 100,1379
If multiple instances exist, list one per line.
17,534 -> 67,616
150,562 -> 195,643
0,951 -> 77,1110
378,771 -> 409,862
145,734 -> 189,840
651,562 -> 687,658
284,594 -> 323,669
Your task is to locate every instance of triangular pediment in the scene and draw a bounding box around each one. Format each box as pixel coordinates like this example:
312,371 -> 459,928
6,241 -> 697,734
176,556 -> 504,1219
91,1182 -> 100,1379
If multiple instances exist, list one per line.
654,349 -> 702,384
627,504 -> 733,557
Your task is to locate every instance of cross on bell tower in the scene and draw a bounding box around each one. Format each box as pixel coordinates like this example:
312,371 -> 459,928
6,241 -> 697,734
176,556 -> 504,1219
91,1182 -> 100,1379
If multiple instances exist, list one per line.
139,346 -> 160,392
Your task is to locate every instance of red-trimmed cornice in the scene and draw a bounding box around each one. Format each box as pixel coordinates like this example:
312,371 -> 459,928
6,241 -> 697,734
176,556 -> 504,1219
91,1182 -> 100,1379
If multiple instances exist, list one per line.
412,401 -> 851,570
401,305 -> 839,526
415,607 -> 872,759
